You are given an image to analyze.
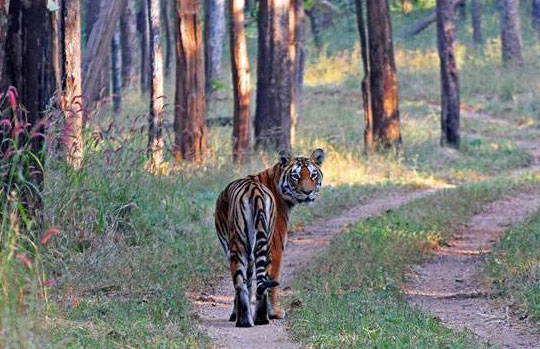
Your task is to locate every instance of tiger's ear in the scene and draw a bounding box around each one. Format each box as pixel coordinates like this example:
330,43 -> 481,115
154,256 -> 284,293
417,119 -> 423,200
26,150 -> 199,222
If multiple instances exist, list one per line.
278,150 -> 292,167
311,148 -> 325,166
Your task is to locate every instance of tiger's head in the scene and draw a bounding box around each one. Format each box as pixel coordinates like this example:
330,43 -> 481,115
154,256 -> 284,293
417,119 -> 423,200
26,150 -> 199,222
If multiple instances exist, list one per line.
277,148 -> 325,206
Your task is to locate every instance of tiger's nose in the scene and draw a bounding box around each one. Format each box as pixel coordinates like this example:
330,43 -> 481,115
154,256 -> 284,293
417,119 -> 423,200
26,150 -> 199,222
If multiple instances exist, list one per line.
302,189 -> 313,195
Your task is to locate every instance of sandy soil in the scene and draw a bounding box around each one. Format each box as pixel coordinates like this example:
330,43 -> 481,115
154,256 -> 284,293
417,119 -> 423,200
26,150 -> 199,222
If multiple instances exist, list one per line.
404,192 -> 540,348
191,189 -> 436,349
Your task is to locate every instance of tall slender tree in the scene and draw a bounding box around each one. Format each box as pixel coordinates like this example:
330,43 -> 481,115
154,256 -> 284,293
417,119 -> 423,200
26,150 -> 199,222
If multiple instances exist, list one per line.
366,0 -> 401,150
174,0 -> 207,162
471,0 -> 483,44
121,0 -> 139,88
500,0 -> 523,66
204,0 -> 225,96
161,0 -> 175,77
61,0 -> 84,168
230,0 -> 251,163
255,0 -> 292,150
437,0 -> 460,148
147,0 -> 165,169
354,0 -> 374,152
111,25 -> 122,113
138,0 -> 151,92
0,0 -> 10,84
289,0 -> 305,147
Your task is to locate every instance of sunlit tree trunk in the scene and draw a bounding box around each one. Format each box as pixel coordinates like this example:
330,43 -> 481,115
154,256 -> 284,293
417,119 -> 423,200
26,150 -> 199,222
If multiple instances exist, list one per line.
471,0 -> 483,44
61,0 -> 84,168
289,0 -> 304,147
437,0 -> 460,148
139,0 -> 151,92
121,0 -> 139,88
174,0 -> 207,162
111,25 -> 122,113
355,0 -> 374,153
500,0 -> 523,66
255,0 -> 291,151
83,0 -> 126,110
0,0 -> 11,85
204,0 -> 225,96
147,0 -> 164,169
230,0 -> 251,163
366,0 -> 401,150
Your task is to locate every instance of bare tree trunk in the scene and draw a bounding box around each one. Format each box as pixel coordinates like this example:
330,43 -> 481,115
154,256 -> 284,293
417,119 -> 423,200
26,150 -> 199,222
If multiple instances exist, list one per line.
532,0 -> 540,46
148,0 -> 165,169
85,0 -> 100,44
121,0 -> 139,88
111,26 -> 122,113
0,0 -> 11,85
355,0 -> 374,153
139,0 -> 151,93
367,0 -> 401,150
306,7 -> 323,51
471,0 -> 483,44
174,0 -> 207,162
230,0 -> 251,163
437,0 -> 460,148
289,0 -> 304,148
161,0 -> 174,78
204,0 -> 225,96
61,0 -> 84,168
83,0 -> 126,110
500,0 -> 524,66
255,0 -> 291,150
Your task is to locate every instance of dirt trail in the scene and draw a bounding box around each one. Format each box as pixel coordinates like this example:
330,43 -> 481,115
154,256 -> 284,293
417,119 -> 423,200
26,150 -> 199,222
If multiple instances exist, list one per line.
192,189 -> 437,349
404,192 -> 540,348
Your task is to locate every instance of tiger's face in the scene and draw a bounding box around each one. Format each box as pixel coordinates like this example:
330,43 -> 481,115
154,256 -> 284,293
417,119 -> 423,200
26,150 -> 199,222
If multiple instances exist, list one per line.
277,149 -> 325,205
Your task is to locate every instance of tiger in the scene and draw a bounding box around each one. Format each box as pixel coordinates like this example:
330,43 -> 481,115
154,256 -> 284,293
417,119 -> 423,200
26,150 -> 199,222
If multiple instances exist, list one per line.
214,149 -> 325,327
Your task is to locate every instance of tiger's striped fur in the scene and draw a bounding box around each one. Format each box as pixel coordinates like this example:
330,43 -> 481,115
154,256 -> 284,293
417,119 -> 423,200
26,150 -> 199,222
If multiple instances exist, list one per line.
215,149 -> 325,327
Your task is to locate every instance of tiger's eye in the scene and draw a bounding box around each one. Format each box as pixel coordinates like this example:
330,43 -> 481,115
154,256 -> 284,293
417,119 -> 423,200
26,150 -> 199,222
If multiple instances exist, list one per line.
292,173 -> 300,180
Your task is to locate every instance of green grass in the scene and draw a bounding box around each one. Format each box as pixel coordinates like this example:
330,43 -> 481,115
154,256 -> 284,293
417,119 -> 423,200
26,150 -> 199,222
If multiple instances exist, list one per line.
486,196 -> 540,324
288,177 -> 540,348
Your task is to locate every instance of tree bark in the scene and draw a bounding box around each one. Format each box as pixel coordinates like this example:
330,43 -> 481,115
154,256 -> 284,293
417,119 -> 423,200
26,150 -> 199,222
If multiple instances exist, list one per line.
204,0 -> 225,96
289,0 -> 304,147
162,0 -> 174,78
532,0 -> 540,46
437,0 -> 460,148
111,25 -> 122,113
83,0 -> 126,109
366,0 -> 401,150
471,0 -> 483,44
230,0 -> 251,163
121,0 -> 139,88
355,0 -> 374,153
61,0 -> 84,168
138,0 -> 151,93
174,0 -> 207,162
500,0 -> 524,66
255,0 -> 292,151
148,0 -> 165,169
0,0 -> 11,86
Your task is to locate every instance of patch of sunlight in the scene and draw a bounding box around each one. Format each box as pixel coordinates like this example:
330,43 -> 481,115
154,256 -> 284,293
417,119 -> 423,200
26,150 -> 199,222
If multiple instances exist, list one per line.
304,44 -> 361,86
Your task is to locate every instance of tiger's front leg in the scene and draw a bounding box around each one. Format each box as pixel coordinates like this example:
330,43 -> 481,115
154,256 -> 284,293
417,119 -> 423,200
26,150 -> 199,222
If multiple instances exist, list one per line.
267,241 -> 285,319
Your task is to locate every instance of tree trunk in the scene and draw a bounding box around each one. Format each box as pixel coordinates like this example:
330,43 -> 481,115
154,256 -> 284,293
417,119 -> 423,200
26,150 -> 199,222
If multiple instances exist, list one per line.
366,0 -> 401,150
61,0 -> 84,168
456,1 -> 466,22
437,0 -> 460,148
255,0 -> 292,151
403,0 -> 411,13
121,0 -> 139,88
83,0 -> 126,110
532,0 -> 540,46
500,0 -> 524,66
289,0 -> 304,147
85,0 -> 100,44
306,7 -> 323,50
138,0 -> 151,93
111,25 -> 122,113
230,0 -> 251,163
162,0 -> 174,78
0,0 -> 11,86
355,0 -> 374,153
471,0 -> 483,44
148,0 -> 165,169
204,0 -> 225,96
174,0 -> 207,162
